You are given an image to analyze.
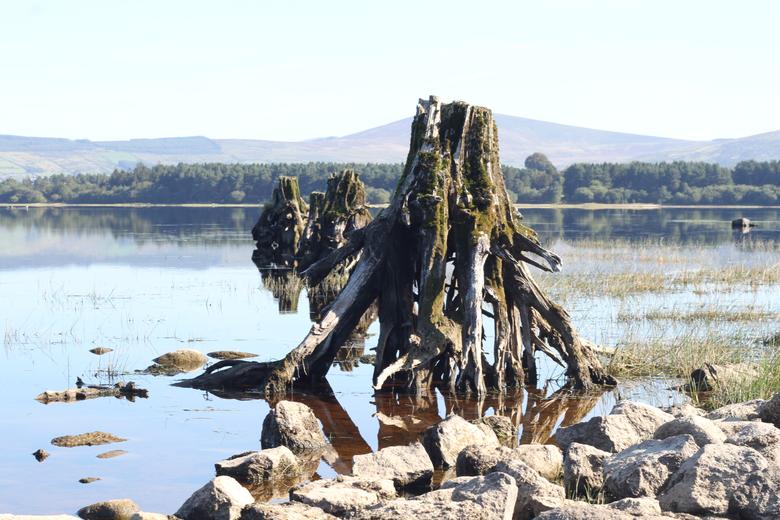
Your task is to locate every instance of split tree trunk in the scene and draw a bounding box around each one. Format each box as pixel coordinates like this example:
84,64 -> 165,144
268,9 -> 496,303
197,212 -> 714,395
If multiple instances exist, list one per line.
186,96 -> 617,396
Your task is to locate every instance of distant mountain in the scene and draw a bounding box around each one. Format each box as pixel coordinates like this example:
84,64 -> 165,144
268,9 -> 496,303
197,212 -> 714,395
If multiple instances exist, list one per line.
1,114 -> 779,178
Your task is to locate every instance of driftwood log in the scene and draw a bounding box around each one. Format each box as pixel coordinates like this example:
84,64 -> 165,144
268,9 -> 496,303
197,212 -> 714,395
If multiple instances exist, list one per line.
185,96 -> 616,396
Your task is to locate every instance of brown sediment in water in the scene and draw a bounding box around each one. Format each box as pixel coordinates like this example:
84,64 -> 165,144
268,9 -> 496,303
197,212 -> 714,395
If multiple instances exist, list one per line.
51,431 -> 127,448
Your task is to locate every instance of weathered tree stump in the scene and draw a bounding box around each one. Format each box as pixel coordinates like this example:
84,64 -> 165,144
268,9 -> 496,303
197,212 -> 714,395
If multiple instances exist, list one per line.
252,176 -> 308,267
297,170 -> 372,272
184,96 -> 616,396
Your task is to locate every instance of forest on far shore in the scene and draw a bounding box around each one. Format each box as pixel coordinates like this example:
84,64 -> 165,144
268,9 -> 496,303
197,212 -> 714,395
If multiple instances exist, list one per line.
1,155 -> 779,205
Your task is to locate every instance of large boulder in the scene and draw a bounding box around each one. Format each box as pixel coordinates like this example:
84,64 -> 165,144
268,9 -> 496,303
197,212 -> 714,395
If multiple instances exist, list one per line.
77,500 -> 140,520
261,401 -> 328,454
653,416 -> 726,447
610,400 -> 674,439
491,460 -> 565,520
554,414 -> 642,453
215,446 -> 300,484
456,443 -> 562,481
706,399 -> 764,421
239,502 -> 336,519
290,476 -> 396,517
663,403 -> 706,418
354,472 -> 517,520
352,443 -> 433,490
659,443 -> 769,515
603,434 -> 699,499
724,421 -> 780,463
175,476 -> 254,520
421,415 -> 499,468
562,443 -> 610,497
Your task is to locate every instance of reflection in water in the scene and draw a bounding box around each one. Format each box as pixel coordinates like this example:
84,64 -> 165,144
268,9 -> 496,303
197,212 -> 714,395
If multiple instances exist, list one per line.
258,268 -> 304,313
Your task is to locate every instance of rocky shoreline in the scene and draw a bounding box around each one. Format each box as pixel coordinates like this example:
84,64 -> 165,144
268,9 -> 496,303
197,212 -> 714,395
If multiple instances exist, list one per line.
5,395 -> 780,519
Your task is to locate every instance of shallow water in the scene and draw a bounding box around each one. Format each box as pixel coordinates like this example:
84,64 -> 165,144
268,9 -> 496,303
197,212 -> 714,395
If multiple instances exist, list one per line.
1,206 -> 779,514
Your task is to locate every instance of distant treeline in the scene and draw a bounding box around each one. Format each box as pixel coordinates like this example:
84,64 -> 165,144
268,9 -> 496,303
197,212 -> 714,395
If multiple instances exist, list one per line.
1,156 -> 779,205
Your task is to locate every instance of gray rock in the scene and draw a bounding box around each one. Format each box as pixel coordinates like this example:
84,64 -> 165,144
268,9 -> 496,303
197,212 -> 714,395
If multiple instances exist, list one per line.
175,476 -> 254,520
455,443 -> 561,481
491,459 -> 565,520
759,393 -> 780,427
729,467 -> 780,520
352,442 -> 433,490
534,497 -> 689,519
77,500 -> 140,520
290,476 -> 396,517
456,444 -> 513,476
653,416 -> 726,447
611,400 -> 674,439
706,399 -> 764,421
604,434 -> 699,499
724,421 -> 780,463
354,472 -> 517,520
215,446 -> 299,484
563,443 -> 610,497
663,403 -> 706,418
239,502 -> 336,519
659,443 -> 769,515
472,415 -> 516,446
261,401 -> 328,454
128,515 -> 173,520
514,444 -> 563,481
555,414 -> 642,453
421,414 -> 499,468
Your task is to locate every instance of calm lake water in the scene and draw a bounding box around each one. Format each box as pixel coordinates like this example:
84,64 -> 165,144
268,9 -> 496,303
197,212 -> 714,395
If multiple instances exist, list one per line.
1,206 -> 779,514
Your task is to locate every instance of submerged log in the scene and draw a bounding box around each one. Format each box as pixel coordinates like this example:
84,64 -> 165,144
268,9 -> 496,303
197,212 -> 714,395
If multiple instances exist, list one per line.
184,96 -> 617,396
252,176 -> 308,267
36,382 -> 149,403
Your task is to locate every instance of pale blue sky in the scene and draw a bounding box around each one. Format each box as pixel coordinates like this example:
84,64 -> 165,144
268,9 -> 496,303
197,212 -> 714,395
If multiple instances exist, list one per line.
1,0 -> 778,141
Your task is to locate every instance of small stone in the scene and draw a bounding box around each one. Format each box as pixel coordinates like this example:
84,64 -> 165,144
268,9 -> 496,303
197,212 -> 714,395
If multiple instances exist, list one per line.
51,431 -> 126,448
79,477 -> 101,484
175,476 -> 253,520
352,442 -> 433,490
129,514 -> 174,520
663,403 -> 706,418
513,444 -> 563,481
215,446 -> 300,484
152,349 -> 208,372
261,401 -> 328,454
90,347 -> 113,355
610,400 -> 674,438
653,416 -> 726,447
421,415 -> 499,468
77,499 -> 140,520
456,445 -> 513,476
33,448 -> 50,462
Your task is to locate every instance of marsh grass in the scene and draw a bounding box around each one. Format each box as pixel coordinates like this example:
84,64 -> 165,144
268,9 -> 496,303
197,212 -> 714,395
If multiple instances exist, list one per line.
617,305 -> 778,323
700,350 -> 780,410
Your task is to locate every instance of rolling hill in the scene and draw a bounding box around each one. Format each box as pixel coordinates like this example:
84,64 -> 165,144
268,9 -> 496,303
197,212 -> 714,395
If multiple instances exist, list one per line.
1,114 -> 779,178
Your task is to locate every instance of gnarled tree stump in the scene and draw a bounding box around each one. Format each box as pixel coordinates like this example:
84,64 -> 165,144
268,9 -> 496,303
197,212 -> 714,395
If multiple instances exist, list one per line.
252,176 -> 308,267
185,96 -> 616,396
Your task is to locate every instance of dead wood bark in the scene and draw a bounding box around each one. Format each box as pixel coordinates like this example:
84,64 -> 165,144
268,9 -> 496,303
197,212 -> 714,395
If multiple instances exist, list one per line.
252,176 -> 308,267
184,96 -> 617,396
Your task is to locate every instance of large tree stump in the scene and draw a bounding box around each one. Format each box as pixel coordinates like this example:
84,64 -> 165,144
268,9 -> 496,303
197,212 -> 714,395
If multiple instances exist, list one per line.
252,176 -> 308,267
185,96 -> 616,396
